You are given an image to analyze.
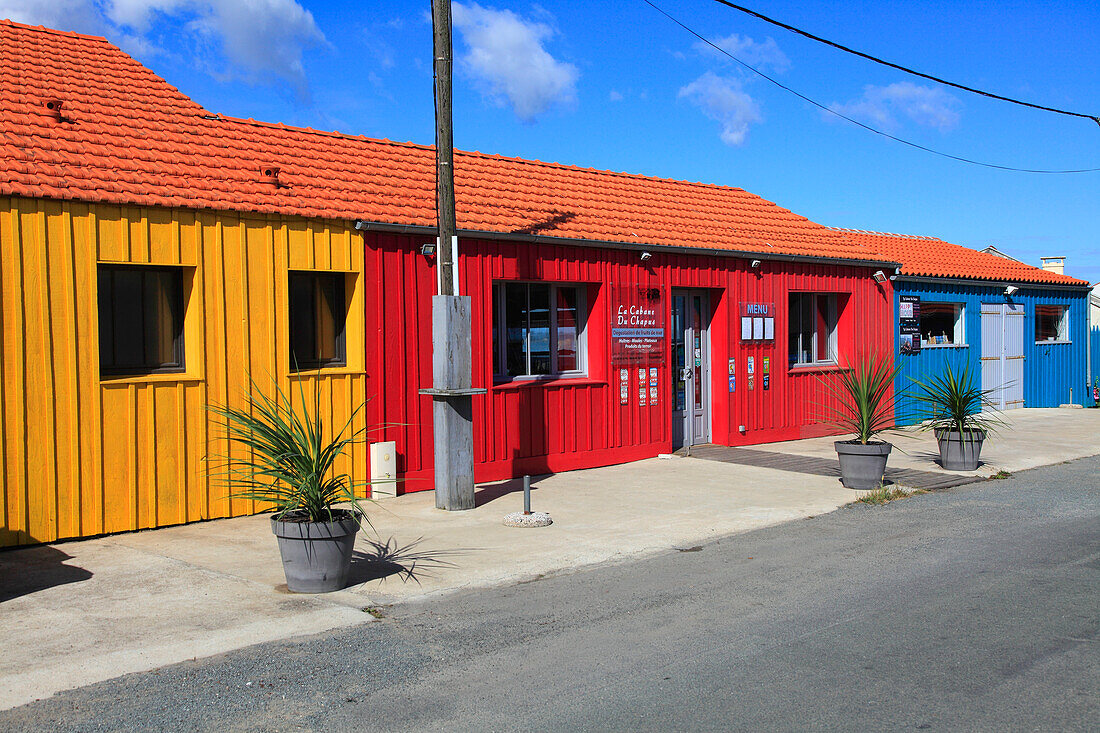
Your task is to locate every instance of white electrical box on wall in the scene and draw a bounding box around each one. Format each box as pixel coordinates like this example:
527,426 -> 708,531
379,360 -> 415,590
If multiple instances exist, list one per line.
370,441 -> 398,498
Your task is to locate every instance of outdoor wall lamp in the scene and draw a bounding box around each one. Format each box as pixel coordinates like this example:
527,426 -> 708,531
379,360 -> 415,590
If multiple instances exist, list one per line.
1004,285 -> 1019,296
750,259 -> 761,269
873,270 -> 888,284
420,241 -> 437,256
640,251 -> 652,261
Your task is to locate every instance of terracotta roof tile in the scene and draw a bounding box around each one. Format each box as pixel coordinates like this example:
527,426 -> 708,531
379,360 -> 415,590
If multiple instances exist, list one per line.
834,229 -> 1088,287
0,20 -> 885,262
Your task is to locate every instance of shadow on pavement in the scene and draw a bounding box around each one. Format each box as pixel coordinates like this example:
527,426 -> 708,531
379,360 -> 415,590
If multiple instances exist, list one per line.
346,537 -> 468,587
0,546 -> 94,603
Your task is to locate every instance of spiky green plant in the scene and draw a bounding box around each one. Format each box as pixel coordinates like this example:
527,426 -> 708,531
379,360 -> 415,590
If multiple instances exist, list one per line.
818,351 -> 901,444
908,361 -> 1004,439
208,379 -> 370,525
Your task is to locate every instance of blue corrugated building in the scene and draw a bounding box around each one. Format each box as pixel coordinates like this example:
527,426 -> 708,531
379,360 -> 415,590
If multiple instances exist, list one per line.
837,231 -> 1093,425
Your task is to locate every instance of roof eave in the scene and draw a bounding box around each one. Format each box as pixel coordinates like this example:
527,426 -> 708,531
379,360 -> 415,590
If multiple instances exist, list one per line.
895,274 -> 1092,291
353,220 -> 900,270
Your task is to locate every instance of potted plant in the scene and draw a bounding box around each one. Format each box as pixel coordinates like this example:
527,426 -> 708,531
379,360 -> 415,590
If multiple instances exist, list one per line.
209,382 -> 370,593
820,352 -> 901,489
909,362 -> 1003,471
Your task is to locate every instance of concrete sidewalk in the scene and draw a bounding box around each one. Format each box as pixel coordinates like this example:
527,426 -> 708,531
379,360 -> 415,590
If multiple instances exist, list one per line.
1,407 -> 1096,710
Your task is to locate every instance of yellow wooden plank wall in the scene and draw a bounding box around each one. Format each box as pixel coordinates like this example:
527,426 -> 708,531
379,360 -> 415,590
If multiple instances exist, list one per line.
0,196 -> 369,546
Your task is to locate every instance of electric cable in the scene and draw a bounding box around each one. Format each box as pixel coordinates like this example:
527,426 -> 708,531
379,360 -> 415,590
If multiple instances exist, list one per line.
710,0 -> 1100,127
642,0 -> 1100,174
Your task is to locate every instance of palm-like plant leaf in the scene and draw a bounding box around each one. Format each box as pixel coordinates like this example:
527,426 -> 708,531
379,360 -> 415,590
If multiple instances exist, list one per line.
207,378 -> 371,526
907,361 -> 1005,438
817,351 -> 901,444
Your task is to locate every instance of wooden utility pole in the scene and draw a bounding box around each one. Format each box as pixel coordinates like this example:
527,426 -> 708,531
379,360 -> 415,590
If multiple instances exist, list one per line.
423,0 -> 481,510
432,0 -> 457,296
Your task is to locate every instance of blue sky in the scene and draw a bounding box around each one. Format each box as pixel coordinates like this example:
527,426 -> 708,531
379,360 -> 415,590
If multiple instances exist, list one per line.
6,1 -> 1099,282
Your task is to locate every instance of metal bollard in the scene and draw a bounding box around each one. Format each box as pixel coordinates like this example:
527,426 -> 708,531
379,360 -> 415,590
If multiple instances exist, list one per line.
523,474 -> 531,515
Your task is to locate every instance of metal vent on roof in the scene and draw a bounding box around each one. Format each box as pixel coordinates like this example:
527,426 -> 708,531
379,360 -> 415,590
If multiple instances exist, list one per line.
44,99 -> 67,122
259,166 -> 283,188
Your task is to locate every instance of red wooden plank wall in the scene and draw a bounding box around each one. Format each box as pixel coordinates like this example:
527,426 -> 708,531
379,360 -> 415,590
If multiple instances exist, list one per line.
364,233 -> 894,492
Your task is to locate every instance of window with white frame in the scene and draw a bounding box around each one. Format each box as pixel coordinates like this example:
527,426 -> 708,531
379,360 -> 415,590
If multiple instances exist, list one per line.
788,293 -> 839,367
1035,304 -> 1069,342
493,282 -> 586,379
920,302 -> 965,346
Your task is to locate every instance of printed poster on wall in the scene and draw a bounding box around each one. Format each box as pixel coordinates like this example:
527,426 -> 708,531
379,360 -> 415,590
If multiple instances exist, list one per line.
611,286 -> 665,365
899,294 -> 921,354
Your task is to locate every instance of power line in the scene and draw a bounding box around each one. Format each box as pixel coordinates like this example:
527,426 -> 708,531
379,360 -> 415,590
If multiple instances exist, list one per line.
642,0 -> 1100,174
711,0 -> 1100,127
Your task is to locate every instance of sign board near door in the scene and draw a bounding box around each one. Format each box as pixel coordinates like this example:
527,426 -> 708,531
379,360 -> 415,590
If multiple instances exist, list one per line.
611,285 -> 665,364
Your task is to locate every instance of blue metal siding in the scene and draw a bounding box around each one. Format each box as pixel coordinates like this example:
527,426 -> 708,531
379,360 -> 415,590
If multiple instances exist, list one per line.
1089,324 -> 1100,407
893,280 -> 1089,425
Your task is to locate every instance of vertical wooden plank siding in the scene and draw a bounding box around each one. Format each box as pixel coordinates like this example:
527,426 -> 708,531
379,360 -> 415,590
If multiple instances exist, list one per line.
0,197 -> 367,547
892,280 -> 1090,425
366,233 -> 894,488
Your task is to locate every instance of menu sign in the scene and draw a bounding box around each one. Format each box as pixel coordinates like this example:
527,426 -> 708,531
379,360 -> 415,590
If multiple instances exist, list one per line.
899,295 -> 921,354
611,286 -> 665,364
740,303 -> 775,342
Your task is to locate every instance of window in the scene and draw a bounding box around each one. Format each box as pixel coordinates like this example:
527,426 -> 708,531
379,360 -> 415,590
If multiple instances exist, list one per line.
98,265 -> 184,375
289,272 -> 346,369
1035,304 -> 1068,342
788,293 -> 838,367
920,302 -> 965,346
493,282 -> 586,379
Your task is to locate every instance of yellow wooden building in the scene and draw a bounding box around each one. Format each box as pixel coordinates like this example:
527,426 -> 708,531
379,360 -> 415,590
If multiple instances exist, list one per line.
1,198 -> 369,546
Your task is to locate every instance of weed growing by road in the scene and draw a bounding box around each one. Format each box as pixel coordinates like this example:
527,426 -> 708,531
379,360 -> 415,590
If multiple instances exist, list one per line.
856,485 -> 926,505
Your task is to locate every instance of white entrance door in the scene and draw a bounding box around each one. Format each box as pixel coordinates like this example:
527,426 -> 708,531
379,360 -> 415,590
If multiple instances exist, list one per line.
671,291 -> 710,449
980,303 -> 1025,410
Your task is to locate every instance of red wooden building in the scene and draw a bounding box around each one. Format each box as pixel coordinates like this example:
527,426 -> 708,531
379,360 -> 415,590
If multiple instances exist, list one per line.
358,155 -> 899,490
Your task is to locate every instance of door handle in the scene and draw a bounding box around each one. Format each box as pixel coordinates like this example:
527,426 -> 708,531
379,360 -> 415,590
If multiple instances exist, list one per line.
680,367 -> 693,381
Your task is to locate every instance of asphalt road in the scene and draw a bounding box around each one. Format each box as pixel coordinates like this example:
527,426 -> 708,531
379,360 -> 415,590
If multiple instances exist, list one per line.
4,456 -> 1098,732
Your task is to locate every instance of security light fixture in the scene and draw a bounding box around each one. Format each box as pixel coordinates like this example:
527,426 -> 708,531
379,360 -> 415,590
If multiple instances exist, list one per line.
640,251 -> 652,261
1004,285 -> 1019,297
750,259 -> 762,269
420,241 -> 436,257
873,270 -> 888,284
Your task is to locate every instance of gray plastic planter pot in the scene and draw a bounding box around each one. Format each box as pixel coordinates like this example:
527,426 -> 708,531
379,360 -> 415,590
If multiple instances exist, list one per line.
834,440 -> 892,490
271,511 -> 360,593
935,429 -> 986,471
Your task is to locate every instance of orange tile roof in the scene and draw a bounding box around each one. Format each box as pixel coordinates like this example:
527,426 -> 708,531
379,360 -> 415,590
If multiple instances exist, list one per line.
0,20 -> 886,263
835,229 -> 1088,287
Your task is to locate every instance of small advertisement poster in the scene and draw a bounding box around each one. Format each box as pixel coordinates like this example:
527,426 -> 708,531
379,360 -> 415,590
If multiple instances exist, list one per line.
763,357 -> 770,391
740,303 -> 775,343
748,375 -> 755,391
747,356 -> 755,375
649,367 -> 658,387
649,386 -> 658,404
899,295 -> 921,354
638,387 -> 647,406
611,286 -> 665,365
637,367 -> 646,383
620,383 -> 629,405
729,375 -> 736,393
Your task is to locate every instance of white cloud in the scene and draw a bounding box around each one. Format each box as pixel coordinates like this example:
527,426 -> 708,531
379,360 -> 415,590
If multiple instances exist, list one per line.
830,82 -> 961,131
696,33 -> 789,72
679,72 -> 762,146
609,90 -> 623,102
452,2 -> 578,122
187,0 -> 326,97
0,0 -> 104,33
1,0 -> 325,99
